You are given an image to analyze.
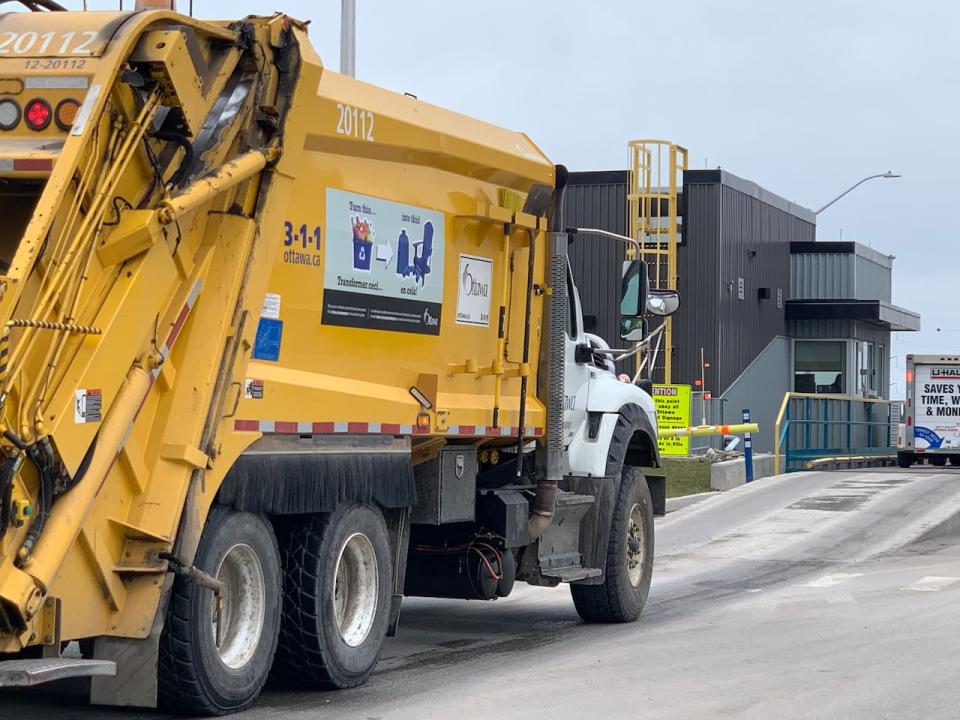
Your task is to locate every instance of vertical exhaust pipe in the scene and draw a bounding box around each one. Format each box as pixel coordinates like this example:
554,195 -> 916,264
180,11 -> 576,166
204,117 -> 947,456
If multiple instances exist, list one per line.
528,166 -> 568,540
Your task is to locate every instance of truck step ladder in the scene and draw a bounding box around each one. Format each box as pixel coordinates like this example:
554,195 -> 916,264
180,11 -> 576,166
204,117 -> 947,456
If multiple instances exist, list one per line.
0,658 -> 116,687
542,565 -> 603,582
538,491 -> 602,582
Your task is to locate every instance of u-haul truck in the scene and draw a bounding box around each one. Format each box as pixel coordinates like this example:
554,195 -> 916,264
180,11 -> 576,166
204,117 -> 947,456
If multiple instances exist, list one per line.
899,354 -> 960,467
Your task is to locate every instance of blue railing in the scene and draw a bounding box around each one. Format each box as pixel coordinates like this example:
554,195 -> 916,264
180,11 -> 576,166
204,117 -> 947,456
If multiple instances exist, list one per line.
774,393 -> 895,474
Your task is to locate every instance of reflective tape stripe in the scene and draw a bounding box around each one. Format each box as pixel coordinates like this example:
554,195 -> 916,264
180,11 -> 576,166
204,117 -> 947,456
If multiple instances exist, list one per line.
231,419 -> 543,437
24,76 -> 89,90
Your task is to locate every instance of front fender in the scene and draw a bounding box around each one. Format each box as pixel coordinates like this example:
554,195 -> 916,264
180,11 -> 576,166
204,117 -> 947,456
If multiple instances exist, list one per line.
567,384 -> 661,477
586,372 -> 658,435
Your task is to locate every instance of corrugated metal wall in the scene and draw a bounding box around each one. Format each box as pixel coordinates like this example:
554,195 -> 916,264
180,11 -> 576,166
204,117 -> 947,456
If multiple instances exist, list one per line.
563,168 -> 816,393
677,170 -> 814,394
855,253 -> 892,302
791,253 -> 855,299
791,246 -> 892,302
562,171 -> 634,375
674,179 -> 720,387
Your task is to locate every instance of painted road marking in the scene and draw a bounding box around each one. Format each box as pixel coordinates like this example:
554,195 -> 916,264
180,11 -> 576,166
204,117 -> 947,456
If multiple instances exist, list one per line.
801,573 -> 864,588
901,576 -> 960,592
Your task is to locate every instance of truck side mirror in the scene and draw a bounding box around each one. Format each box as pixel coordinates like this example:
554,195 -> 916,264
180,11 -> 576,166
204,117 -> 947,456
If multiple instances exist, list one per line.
619,260 -> 648,341
647,289 -> 681,316
619,260 -> 647,317
619,316 -> 647,342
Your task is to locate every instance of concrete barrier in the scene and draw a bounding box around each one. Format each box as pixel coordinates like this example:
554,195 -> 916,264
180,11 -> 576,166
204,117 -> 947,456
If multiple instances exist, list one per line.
710,453 -> 775,491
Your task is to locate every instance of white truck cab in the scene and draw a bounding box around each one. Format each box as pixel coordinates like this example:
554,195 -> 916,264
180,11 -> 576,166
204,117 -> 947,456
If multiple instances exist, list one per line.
561,241 -> 679,478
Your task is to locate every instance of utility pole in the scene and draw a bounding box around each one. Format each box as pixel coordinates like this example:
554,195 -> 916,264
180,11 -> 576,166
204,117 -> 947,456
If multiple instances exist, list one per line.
340,0 -> 356,77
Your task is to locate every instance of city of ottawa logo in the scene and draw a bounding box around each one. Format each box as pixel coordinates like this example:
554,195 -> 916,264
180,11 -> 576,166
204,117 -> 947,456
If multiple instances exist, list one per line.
461,262 -> 489,298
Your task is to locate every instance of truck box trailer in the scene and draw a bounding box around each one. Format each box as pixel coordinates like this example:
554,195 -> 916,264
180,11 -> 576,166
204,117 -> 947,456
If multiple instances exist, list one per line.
0,3 -> 678,714
899,354 -> 960,468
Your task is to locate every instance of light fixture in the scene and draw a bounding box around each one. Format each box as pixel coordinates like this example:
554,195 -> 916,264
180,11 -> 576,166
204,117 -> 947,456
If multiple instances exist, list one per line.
24,98 -> 51,131
54,98 -> 80,131
0,99 -> 20,131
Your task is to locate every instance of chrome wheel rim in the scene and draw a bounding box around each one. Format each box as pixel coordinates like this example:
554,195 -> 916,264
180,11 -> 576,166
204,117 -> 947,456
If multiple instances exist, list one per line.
334,532 -> 379,647
626,503 -> 646,587
212,543 -> 266,670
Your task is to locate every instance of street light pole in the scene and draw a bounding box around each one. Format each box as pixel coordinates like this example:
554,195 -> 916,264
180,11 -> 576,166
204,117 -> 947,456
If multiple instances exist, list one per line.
340,0 -> 356,78
815,171 -> 901,215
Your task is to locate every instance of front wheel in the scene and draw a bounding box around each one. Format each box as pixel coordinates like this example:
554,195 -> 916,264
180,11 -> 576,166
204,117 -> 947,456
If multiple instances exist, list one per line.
570,466 -> 654,623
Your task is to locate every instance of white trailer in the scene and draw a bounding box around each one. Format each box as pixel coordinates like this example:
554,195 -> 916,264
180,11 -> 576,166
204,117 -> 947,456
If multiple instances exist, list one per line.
899,354 -> 960,467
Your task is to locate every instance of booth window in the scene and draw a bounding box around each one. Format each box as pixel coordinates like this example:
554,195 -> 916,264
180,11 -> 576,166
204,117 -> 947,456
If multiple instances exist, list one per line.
794,341 -> 846,394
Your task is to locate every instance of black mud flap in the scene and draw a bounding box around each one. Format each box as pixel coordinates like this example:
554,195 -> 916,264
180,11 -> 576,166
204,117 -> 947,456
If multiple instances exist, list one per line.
645,474 -> 666,516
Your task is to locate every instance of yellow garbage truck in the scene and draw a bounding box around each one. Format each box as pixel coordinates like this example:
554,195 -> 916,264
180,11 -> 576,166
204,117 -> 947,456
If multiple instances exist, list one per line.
0,2 -> 679,714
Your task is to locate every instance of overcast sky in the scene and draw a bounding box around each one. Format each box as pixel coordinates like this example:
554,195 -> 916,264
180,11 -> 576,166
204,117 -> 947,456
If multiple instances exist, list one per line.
80,1 -> 958,395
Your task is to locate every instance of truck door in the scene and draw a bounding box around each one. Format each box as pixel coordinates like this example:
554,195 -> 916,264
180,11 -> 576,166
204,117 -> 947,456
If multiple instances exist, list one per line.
564,262 -> 592,446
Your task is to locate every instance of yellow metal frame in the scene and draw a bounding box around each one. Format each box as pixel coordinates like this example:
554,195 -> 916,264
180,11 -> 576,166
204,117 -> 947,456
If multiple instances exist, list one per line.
627,140 -> 687,384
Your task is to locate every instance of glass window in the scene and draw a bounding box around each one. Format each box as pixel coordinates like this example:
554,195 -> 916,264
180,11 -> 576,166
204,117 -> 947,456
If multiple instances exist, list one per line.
878,345 -> 885,397
794,341 -> 846,394
856,341 -> 876,396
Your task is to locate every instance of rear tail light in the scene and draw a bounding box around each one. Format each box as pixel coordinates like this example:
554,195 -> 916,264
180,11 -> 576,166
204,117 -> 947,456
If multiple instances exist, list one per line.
24,99 -> 51,131
54,98 -> 80,131
0,99 -> 20,130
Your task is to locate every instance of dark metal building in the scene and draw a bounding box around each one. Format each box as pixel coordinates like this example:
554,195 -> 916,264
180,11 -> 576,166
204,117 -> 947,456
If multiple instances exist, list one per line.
563,166 -> 919,451
563,170 -> 634,375
678,169 -> 813,392
564,168 -> 814,387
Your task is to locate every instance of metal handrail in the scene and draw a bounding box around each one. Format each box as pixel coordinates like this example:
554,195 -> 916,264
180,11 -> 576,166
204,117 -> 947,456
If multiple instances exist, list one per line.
774,392 -> 894,475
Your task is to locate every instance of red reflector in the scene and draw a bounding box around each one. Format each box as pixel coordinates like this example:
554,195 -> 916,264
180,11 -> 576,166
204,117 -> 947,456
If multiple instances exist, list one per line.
907,417 -> 912,426
13,158 -> 52,171
24,99 -> 51,131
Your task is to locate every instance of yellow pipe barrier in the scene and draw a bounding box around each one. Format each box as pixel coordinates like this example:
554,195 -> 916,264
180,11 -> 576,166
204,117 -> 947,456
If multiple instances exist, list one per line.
658,423 -> 759,438
805,454 -> 896,470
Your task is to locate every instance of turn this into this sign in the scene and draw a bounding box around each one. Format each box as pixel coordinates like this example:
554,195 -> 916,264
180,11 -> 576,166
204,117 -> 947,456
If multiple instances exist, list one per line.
653,384 -> 692,456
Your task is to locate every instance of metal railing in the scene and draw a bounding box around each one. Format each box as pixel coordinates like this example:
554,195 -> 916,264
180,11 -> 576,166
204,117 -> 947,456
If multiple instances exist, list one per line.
773,392 -> 895,474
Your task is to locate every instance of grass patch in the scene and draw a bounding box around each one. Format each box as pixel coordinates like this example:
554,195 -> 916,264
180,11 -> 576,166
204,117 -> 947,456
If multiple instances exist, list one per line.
659,458 -> 714,498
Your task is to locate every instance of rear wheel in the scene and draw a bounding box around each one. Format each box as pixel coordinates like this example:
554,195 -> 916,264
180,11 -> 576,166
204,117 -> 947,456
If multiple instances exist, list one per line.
931,455 -> 948,467
570,466 -> 654,623
897,451 -> 914,469
158,508 -> 282,716
274,505 -> 392,689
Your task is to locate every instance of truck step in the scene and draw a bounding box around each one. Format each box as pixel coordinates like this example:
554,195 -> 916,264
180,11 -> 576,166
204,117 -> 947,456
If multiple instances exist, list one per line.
541,565 -> 602,583
0,658 -> 116,687
555,491 -> 595,507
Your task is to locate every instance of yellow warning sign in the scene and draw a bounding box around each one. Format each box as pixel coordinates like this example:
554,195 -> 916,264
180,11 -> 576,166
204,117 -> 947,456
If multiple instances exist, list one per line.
653,384 -> 691,456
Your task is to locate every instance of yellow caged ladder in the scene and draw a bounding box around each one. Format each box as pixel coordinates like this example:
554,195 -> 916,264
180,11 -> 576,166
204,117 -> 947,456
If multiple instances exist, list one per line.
628,140 -> 687,384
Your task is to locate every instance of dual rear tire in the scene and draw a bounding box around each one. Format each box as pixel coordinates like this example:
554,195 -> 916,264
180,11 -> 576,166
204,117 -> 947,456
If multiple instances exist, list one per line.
158,505 -> 392,716
273,506 -> 393,689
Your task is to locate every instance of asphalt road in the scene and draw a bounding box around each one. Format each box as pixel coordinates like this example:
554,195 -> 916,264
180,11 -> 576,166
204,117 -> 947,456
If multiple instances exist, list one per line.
5,467 -> 960,719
